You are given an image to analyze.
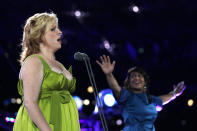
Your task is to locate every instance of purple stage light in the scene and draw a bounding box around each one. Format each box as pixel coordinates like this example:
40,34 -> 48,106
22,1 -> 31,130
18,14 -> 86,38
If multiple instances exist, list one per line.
5,117 -> 9,122
156,105 -> 163,112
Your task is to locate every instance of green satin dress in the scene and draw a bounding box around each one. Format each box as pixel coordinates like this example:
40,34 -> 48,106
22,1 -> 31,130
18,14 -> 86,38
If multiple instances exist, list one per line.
13,54 -> 80,131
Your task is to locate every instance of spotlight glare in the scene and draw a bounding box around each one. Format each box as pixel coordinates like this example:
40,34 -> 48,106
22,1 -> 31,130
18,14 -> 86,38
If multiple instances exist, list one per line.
5,117 -> 15,123
83,99 -> 90,105
116,119 -> 123,125
73,96 -> 83,110
156,105 -> 163,112
5,117 -> 9,122
75,10 -> 81,17
138,48 -> 144,54
99,93 -> 102,98
103,40 -> 110,49
188,99 -> 194,107
11,98 -> 16,104
104,94 -> 116,107
16,98 -> 22,104
93,105 -> 98,114
87,86 -> 94,93
10,118 -> 15,123
133,6 -> 139,13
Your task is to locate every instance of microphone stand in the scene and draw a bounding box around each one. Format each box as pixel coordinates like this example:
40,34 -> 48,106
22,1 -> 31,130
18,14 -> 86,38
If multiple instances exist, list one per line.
83,57 -> 109,131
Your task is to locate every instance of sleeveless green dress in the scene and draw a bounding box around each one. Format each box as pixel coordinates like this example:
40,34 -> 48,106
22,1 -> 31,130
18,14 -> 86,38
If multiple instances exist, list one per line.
13,54 -> 80,131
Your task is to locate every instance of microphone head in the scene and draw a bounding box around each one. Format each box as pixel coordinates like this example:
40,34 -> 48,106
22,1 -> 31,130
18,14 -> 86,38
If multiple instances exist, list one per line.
74,52 -> 89,61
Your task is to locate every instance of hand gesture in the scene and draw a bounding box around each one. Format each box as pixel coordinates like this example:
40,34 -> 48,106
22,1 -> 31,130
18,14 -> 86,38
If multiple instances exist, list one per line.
172,81 -> 186,97
96,55 -> 115,75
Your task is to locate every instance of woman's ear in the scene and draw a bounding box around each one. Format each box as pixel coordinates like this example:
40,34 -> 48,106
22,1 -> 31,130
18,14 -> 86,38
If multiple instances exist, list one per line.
40,34 -> 46,43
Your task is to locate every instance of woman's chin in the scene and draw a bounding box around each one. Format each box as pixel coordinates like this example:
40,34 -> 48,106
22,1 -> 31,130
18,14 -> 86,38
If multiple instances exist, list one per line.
54,45 -> 61,51
131,85 -> 143,89
130,87 -> 142,91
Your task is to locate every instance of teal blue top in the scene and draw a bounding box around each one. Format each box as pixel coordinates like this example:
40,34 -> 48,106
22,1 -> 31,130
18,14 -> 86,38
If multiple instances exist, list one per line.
118,88 -> 163,131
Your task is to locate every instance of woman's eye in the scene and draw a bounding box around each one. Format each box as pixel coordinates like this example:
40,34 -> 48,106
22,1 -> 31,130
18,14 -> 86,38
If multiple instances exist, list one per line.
51,27 -> 56,31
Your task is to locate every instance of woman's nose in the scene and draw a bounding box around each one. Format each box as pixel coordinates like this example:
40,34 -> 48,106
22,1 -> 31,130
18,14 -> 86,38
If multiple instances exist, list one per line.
57,29 -> 62,35
135,76 -> 140,80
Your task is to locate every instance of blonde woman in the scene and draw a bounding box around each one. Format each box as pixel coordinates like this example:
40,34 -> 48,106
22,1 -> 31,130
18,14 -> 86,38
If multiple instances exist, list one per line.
13,12 -> 80,131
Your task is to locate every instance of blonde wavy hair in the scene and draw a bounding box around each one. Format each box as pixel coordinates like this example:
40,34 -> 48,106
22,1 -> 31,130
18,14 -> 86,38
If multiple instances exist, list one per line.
19,12 -> 58,65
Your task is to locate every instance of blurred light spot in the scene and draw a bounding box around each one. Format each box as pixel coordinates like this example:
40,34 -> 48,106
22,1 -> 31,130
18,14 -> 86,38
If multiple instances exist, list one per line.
16,98 -> 22,104
5,117 -> 15,123
93,89 -> 117,115
104,94 -> 116,107
99,93 -> 102,98
102,40 -> 115,54
87,86 -> 94,93
132,6 -> 139,13
116,119 -> 123,125
138,48 -> 144,54
75,10 -> 81,17
103,40 -> 110,50
188,99 -> 194,107
73,96 -> 83,110
5,117 -> 9,122
11,98 -> 16,104
10,118 -> 15,123
93,105 -> 98,114
156,105 -> 163,112
83,99 -> 90,105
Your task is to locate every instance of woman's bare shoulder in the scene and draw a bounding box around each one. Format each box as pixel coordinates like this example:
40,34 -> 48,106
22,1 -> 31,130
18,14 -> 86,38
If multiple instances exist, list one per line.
20,56 -> 43,79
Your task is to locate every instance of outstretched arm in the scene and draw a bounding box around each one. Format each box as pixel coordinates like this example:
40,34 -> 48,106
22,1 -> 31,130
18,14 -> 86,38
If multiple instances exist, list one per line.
96,55 -> 121,98
160,81 -> 186,105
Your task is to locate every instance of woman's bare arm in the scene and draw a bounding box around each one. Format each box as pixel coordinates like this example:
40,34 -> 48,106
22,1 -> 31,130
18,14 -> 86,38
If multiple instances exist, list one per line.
21,56 -> 51,131
96,55 -> 121,98
105,73 -> 121,98
160,81 -> 185,105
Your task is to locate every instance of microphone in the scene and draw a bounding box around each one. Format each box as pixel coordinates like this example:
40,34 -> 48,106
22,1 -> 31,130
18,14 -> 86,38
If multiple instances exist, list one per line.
74,52 -> 89,61
74,51 -> 109,131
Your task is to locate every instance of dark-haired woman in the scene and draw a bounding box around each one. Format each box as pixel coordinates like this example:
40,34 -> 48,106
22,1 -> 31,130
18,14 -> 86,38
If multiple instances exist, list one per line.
96,55 -> 185,131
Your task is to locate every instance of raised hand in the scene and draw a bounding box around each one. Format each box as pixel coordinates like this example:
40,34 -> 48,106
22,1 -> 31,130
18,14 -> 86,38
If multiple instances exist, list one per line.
172,81 -> 186,97
96,55 -> 116,75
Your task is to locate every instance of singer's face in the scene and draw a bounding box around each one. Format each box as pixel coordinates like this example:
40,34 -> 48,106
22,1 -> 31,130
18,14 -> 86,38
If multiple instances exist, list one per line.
129,72 -> 146,90
43,21 -> 62,52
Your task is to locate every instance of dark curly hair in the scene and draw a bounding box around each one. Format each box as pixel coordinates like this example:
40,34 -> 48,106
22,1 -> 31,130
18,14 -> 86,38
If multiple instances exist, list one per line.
123,66 -> 152,103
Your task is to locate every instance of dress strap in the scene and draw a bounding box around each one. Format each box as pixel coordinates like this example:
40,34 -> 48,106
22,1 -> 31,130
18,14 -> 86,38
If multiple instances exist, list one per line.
68,66 -> 72,74
18,54 -> 50,96
20,54 -> 50,78
31,54 -> 51,71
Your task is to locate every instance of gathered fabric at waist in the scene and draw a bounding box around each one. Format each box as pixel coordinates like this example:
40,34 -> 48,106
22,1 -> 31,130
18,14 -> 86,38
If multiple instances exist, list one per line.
40,90 -> 71,131
21,89 -> 72,131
